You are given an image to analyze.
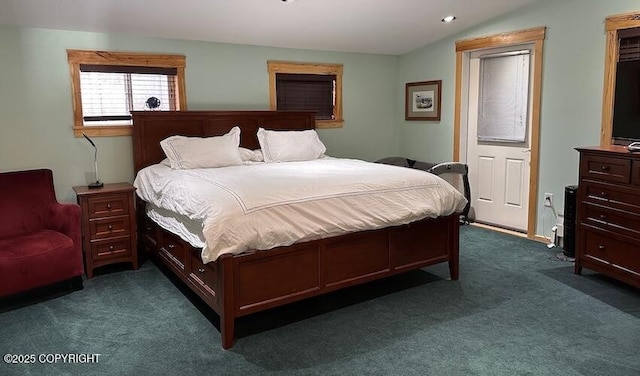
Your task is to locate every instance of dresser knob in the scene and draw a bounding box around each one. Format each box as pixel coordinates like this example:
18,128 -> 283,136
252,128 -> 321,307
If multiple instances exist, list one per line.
598,245 -> 605,250
109,245 -> 115,251
198,268 -> 206,273
168,244 -> 175,249
600,191 -> 607,197
599,214 -> 606,220
108,225 -> 113,231
107,203 -> 112,210
601,165 -> 609,171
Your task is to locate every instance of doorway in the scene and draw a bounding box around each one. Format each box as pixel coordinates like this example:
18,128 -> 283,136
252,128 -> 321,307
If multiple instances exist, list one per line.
453,27 -> 546,238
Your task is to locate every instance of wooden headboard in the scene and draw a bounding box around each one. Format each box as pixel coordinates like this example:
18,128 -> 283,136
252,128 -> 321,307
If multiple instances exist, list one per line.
131,110 -> 316,173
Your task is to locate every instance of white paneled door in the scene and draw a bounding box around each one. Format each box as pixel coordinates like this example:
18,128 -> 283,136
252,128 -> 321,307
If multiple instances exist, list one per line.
466,47 -> 532,232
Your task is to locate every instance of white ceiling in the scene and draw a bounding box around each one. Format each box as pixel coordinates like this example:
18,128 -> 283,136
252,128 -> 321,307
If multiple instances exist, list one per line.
0,0 -> 542,55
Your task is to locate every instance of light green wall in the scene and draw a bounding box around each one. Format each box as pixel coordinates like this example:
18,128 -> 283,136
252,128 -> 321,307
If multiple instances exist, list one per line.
0,26 -> 399,203
3,0 -> 638,238
397,0 -> 639,236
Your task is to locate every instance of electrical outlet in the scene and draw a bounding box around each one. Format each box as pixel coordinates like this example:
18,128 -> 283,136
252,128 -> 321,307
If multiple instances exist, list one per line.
544,192 -> 553,207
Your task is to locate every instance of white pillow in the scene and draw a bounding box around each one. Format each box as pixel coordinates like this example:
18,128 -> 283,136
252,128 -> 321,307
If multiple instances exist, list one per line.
251,149 -> 265,162
238,147 -> 254,162
238,148 -> 264,162
160,127 -> 243,169
257,128 -> 326,162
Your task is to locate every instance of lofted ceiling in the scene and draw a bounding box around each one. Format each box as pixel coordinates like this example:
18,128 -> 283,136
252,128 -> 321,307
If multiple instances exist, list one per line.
0,0 -> 543,55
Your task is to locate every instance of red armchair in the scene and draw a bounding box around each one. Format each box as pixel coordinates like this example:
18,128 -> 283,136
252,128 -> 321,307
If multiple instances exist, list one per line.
0,169 -> 84,298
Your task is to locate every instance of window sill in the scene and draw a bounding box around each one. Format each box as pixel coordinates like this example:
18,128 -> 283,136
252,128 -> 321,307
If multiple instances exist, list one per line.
73,126 -> 133,137
316,119 -> 343,129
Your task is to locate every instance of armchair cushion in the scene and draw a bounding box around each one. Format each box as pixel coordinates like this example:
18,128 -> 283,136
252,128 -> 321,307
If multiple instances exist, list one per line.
0,169 -> 57,239
0,230 -> 81,296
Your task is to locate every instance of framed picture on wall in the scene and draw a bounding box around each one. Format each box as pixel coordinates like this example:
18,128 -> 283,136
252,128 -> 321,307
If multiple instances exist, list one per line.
405,80 -> 442,121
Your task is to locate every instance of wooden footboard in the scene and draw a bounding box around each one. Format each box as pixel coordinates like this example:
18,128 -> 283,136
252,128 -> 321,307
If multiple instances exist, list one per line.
140,207 -> 459,349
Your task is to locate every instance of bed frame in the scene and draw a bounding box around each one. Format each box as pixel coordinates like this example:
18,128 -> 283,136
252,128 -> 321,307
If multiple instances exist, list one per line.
131,110 -> 460,349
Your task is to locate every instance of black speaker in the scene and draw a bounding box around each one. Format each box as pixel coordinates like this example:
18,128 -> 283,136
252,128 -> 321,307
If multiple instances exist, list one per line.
563,185 -> 579,258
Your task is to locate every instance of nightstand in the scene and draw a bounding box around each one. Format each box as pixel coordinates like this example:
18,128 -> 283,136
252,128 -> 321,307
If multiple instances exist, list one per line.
73,183 -> 138,278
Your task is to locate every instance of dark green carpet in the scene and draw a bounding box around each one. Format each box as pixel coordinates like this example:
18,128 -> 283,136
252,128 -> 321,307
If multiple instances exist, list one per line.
1,226 -> 639,375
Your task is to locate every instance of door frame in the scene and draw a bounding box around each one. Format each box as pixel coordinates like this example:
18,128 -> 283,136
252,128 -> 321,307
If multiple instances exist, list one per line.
453,27 -> 546,239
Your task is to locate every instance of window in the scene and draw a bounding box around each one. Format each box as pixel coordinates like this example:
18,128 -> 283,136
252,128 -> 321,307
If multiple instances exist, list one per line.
67,50 -> 186,137
477,51 -> 530,143
268,61 -> 343,128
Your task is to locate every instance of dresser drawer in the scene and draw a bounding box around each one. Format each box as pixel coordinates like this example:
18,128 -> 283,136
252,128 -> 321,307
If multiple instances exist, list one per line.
580,154 -> 630,184
581,180 -> 640,213
633,160 -> 640,186
582,227 -> 640,276
583,203 -> 640,239
90,237 -> 132,260
87,194 -> 129,219
89,216 -> 130,239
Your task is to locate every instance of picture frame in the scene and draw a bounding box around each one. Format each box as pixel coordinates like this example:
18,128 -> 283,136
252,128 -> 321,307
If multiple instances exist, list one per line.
405,80 -> 442,121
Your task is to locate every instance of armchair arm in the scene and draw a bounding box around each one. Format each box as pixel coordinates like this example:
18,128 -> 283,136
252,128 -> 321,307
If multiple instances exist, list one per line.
46,203 -> 82,254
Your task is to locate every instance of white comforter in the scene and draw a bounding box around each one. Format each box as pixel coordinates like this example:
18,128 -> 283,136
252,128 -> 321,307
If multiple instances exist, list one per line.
134,158 -> 467,263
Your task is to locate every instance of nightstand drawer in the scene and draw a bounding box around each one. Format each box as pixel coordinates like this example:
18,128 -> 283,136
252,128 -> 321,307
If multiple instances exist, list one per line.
91,237 -> 132,260
87,194 -> 129,219
90,216 -> 130,239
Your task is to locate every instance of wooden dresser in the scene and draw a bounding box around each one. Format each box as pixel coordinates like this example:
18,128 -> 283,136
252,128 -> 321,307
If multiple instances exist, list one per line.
73,183 -> 138,278
575,146 -> 640,288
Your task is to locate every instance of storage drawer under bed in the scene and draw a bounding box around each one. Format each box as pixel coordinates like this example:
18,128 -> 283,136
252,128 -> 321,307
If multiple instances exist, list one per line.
158,231 -> 188,274
188,250 -> 219,301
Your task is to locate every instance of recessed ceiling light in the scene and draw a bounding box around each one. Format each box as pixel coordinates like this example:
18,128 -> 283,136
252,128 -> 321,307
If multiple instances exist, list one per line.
442,15 -> 456,23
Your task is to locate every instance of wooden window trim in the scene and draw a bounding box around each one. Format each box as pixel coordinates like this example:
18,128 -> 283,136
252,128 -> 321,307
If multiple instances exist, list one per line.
600,11 -> 640,146
268,61 -> 343,129
67,50 -> 187,137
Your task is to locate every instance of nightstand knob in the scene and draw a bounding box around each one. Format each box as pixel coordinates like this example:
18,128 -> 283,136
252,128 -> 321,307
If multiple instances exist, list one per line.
599,214 -> 606,220
107,203 -> 112,210
198,268 -> 206,273
600,191 -> 607,197
109,245 -> 115,251
108,225 -> 113,231
598,245 -> 605,250
601,165 -> 609,171
168,244 -> 175,249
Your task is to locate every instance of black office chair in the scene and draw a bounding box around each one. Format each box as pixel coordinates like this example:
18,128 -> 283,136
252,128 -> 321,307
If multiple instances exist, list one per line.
375,157 -> 472,224
426,162 -> 472,224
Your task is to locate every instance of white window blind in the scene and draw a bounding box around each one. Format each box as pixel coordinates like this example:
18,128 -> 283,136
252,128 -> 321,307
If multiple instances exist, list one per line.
79,65 -> 177,126
477,51 -> 530,142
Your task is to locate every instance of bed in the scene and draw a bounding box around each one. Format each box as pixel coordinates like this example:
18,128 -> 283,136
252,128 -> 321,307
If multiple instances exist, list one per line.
131,110 -> 465,349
